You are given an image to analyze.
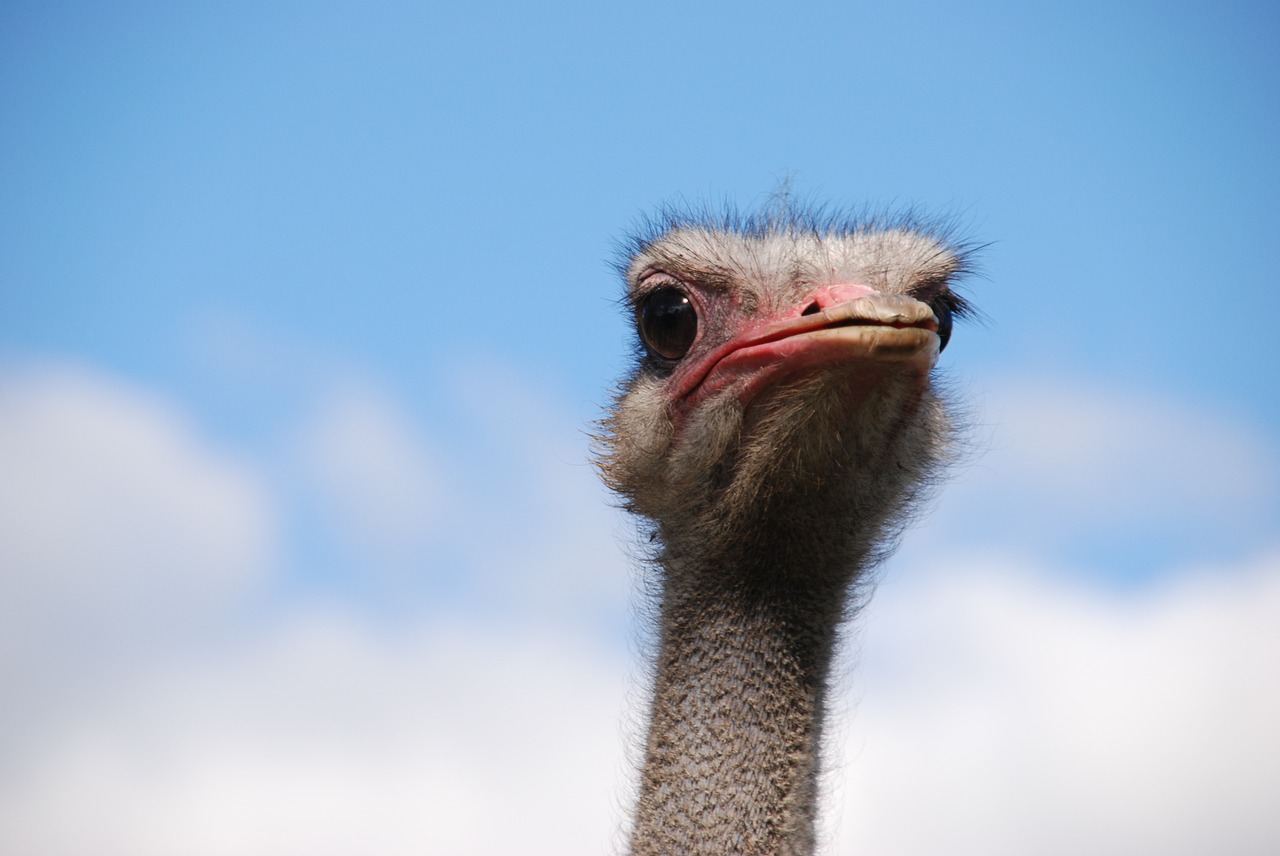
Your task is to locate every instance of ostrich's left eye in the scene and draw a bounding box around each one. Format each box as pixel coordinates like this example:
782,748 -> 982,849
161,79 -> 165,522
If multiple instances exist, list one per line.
917,283 -> 968,354
934,301 -> 954,352
637,287 -> 698,361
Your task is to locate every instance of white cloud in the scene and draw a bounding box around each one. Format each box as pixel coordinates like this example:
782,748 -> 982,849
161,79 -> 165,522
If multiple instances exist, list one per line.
2,360 -> 1277,856
923,376 -> 1279,554
441,358 -> 635,617
0,359 -> 636,855
295,379 -> 443,554
3,543 -> 1276,856
0,363 -> 277,667
984,378 -> 1275,512
832,547 -> 1280,856
0,609 -> 631,856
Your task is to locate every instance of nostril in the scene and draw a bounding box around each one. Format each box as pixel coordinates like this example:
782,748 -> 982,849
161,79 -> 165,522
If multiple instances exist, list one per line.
805,283 -> 878,313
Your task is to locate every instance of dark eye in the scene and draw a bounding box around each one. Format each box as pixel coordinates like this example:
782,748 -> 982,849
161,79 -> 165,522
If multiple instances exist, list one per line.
922,286 -> 969,353
637,287 -> 698,360
935,302 -> 954,352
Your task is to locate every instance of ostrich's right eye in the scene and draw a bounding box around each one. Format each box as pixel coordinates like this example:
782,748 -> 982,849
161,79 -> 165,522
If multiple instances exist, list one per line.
637,287 -> 698,361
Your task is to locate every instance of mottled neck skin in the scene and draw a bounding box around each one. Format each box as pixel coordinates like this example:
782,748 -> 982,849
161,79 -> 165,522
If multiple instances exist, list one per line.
630,571 -> 843,854
628,483 -> 885,856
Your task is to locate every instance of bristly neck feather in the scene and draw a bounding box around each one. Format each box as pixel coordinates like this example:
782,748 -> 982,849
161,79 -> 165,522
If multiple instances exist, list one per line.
628,551 -> 850,856
625,385 -> 946,856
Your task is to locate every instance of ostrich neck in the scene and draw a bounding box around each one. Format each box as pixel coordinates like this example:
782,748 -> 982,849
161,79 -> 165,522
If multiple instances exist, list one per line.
629,546 -> 854,856
624,380 -> 939,854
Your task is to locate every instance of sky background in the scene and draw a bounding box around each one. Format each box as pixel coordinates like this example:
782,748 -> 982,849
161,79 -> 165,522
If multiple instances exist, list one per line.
1,1 -> 1278,853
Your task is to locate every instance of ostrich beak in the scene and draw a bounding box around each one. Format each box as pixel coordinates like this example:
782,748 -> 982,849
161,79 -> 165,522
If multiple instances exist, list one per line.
672,291 -> 941,418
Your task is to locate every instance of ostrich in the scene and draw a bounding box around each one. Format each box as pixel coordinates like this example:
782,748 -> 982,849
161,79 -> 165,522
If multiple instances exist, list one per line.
597,202 -> 974,855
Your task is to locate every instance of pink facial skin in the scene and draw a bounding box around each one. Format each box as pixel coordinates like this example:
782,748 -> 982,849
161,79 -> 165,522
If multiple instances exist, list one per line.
669,283 -> 941,423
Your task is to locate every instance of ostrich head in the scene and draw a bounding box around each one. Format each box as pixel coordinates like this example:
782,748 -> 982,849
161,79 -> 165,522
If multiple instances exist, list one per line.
599,206 -> 973,595
596,202 -> 976,856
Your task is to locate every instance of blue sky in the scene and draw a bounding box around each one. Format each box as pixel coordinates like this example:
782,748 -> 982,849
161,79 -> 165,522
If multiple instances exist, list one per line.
2,2 -> 1278,853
